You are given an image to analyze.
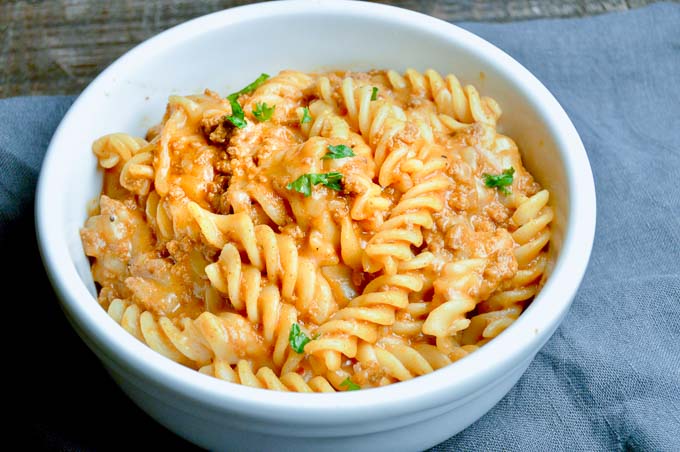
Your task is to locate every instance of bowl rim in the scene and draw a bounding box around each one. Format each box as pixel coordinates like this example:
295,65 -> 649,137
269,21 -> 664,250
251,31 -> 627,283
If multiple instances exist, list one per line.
35,0 -> 596,423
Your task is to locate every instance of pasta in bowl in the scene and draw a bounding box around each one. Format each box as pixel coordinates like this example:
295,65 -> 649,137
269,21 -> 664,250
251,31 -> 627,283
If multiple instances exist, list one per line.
81,69 -> 554,392
36,1 -> 595,450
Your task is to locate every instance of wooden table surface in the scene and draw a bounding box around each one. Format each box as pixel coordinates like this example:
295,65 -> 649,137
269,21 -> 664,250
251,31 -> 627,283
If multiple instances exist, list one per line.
0,0 -> 662,98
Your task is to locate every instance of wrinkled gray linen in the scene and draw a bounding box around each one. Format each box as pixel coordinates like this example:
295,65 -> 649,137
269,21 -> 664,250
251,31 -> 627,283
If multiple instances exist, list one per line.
3,3 -> 679,451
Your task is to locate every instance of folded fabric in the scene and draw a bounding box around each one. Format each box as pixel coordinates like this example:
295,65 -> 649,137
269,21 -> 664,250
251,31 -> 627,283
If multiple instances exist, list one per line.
2,3 -> 678,451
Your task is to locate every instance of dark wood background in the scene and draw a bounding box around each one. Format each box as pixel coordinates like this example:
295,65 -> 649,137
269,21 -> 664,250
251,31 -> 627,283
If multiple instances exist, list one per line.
0,0 -> 664,98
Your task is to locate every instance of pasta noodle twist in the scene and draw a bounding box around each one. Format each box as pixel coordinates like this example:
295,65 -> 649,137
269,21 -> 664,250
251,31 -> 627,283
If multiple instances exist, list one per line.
336,77 -> 413,176
511,190 -> 553,269
364,141 -> 451,274
461,305 -> 523,346
300,99 -> 391,228
422,258 -> 487,337
387,68 -> 502,129
341,78 -> 407,140
388,252 -> 437,337
476,190 -> 553,315
119,143 -> 155,195
144,191 -> 174,243
92,133 -> 147,169
203,241 -> 308,335
304,272 -> 422,371
355,340 -> 437,383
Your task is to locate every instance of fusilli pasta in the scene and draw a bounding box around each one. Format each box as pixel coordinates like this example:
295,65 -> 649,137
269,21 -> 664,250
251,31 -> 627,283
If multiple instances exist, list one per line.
81,69 -> 553,392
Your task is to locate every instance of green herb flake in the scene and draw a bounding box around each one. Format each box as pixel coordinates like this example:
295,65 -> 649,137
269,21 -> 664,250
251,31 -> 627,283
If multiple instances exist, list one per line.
252,102 -> 275,122
370,86 -> 378,101
224,96 -> 247,129
482,167 -> 515,195
300,107 -> 312,124
322,144 -> 356,160
286,172 -> 343,197
289,323 -> 311,354
340,377 -> 361,391
227,73 -> 270,101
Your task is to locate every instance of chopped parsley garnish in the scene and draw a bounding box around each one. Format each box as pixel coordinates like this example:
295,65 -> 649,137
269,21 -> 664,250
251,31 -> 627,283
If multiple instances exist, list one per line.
289,323 -> 311,354
371,86 -> 378,101
224,74 -> 271,129
286,172 -> 343,197
300,107 -> 312,124
225,96 -> 247,129
227,73 -> 270,101
482,167 -> 515,195
340,377 -> 361,391
252,102 -> 275,122
322,144 -> 355,160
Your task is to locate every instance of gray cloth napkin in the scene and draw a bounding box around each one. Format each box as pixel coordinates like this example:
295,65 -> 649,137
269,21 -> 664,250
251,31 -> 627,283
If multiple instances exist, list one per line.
4,3 -> 679,451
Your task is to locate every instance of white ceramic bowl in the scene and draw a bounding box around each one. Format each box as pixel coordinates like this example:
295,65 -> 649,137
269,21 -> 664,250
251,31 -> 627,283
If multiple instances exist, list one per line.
36,1 -> 596,450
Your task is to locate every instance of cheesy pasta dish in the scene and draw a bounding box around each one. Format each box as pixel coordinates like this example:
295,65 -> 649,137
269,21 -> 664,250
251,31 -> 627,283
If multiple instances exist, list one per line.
81,69 -> 553,392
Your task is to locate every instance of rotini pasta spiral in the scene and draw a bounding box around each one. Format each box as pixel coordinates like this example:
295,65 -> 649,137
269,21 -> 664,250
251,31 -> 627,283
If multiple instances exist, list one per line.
92,133 -> 147,169
473,190 -> 553,320
423,258 -> 486,337
204,242 -> 306,346
82,68 -> 553,392
364,141 -> 451,274
387,68 -> 502,128
119,145 -> 155,195
304,272 -> 422,371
